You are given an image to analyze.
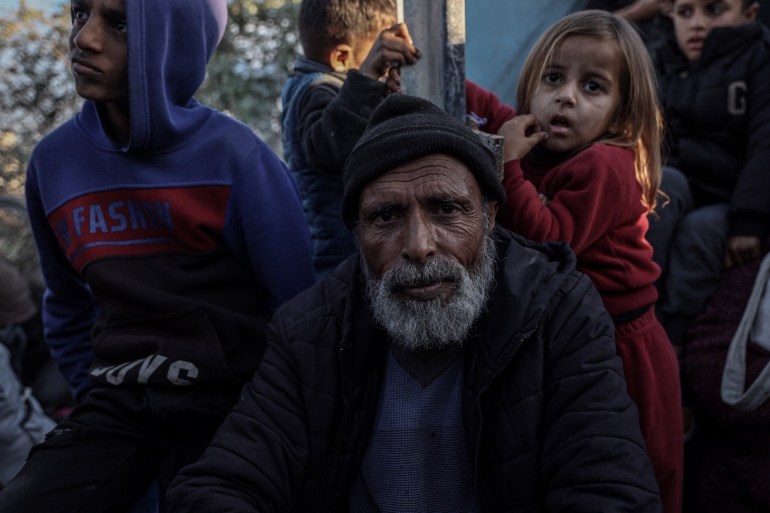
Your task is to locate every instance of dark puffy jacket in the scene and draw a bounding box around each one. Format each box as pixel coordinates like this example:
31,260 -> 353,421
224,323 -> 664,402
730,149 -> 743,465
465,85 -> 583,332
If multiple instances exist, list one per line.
280,61 -> 387,278
657,22 -> 770,239
168,228 -> 662,513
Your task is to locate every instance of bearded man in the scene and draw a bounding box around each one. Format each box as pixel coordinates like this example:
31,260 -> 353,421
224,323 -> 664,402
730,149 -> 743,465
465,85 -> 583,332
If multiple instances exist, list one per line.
168,95 -> 663,513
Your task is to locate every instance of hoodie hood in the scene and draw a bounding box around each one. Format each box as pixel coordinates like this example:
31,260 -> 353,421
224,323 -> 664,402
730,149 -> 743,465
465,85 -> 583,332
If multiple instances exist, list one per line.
82,0 -> 228,154
127,0 -> 228,153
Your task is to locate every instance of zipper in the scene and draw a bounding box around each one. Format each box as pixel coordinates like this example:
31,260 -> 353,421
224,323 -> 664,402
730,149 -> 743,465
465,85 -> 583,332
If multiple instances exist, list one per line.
471,334 -> 531,511
314,339 -> 355,512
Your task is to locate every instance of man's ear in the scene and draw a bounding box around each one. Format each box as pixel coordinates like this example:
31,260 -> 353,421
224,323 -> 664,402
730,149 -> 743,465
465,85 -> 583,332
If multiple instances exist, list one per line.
744,2 -> 759,23
329,44 -> 354,73
486,200 -> 500,227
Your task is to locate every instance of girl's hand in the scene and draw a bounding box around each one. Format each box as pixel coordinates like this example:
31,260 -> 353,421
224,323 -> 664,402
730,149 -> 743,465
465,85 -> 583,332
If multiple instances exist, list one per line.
498,114 -> 549,162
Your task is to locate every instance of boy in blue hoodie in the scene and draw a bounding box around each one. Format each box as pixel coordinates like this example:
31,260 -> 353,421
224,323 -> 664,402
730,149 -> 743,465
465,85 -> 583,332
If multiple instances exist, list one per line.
281,0 -> 420,278
0,0 -> 315,511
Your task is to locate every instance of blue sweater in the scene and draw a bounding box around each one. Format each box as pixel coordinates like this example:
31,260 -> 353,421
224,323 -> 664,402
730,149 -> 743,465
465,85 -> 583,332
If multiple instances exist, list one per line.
25,0 -> 315,401
350,348 -> 479,512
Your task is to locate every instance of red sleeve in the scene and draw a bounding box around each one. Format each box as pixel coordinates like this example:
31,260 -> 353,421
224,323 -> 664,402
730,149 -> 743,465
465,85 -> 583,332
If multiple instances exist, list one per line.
498,145 -> 638,255
465,80 -> 516,134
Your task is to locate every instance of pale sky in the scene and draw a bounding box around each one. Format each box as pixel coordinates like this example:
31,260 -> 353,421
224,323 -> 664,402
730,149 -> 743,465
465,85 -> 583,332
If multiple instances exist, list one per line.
0,0 -> 61,13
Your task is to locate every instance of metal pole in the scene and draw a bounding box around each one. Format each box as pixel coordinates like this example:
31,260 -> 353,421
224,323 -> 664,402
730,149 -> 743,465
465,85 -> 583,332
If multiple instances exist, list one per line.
397,0 -> 466,122
397,0 -> 504,178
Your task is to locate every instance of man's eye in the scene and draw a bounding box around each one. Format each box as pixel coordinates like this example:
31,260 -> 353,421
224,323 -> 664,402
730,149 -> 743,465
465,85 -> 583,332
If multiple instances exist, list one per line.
72,7 -> 88,23
676,6 -> 693,17
438,204 -> 459,215
112,20 -> 127,33
365,208 -> 398,225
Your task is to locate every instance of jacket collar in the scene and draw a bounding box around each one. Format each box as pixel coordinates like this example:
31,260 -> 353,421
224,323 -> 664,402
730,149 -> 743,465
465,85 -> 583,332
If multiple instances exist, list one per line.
661,21 -> 764,72
464,228 -> 575,389
292,56 -> 347,82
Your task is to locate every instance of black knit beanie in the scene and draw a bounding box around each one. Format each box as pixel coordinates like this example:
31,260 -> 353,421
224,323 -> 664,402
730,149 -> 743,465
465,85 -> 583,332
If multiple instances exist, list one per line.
342,94 -> 505,228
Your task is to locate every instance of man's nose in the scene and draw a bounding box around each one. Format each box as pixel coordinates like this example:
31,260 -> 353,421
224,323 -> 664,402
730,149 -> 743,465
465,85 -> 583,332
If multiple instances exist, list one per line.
401,212 -> 436,264
73,17 -> 103,53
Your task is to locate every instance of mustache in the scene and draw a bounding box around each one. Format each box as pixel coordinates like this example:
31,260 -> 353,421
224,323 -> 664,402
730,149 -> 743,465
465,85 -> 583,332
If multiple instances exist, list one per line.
382,258 -> 464,294
361,228 -> 498,351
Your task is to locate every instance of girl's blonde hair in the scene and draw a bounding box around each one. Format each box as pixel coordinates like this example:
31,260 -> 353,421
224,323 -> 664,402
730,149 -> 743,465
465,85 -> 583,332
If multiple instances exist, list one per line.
516,10 -> 663,212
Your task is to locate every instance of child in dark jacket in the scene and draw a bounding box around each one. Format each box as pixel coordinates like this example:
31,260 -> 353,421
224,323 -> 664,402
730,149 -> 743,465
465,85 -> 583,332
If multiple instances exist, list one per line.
468,10 -> 683,513
281,0 -> 420,278
0,0 -> 315,511
647,0 -> 770,351
646,2 -> 770,510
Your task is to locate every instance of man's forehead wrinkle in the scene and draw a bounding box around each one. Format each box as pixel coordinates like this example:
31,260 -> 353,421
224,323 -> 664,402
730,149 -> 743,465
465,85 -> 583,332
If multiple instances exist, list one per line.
381,169 -> 473,190
370,173 -> 456,192
382,165 -> 451,182
368,180 -> 469,205
358,154 -> 484,216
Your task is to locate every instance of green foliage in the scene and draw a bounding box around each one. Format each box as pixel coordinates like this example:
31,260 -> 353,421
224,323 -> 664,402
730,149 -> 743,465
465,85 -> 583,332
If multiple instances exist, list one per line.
200,0 -> 301,151
0,1 -> 79,196
0,0 -> 301,197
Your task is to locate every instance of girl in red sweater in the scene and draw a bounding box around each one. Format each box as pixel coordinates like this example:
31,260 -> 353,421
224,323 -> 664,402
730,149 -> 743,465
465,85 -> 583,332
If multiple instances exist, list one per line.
467,10 -> 683,513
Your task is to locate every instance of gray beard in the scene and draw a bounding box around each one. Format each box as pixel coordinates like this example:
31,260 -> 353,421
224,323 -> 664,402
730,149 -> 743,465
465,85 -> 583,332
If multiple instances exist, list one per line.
361,229 -> 497,352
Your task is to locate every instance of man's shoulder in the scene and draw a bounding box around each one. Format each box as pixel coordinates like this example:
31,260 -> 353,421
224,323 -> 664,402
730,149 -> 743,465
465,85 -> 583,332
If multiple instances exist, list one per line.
203,109 -> 260,138
485,228 -> 604,348
495,227 -> 582,288
496,227 -> 604,318
201,111 -> 278,157
28,116 -> 97,177
270,255 -> 358,338
32,117 -> 81,155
